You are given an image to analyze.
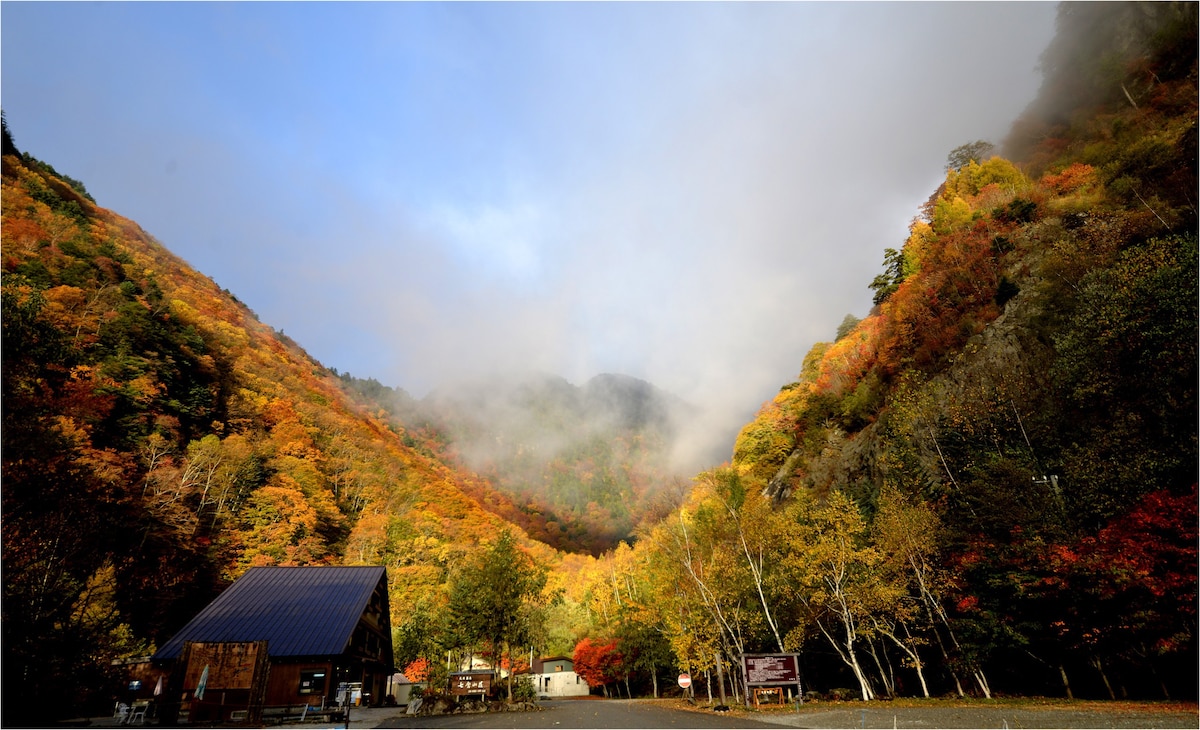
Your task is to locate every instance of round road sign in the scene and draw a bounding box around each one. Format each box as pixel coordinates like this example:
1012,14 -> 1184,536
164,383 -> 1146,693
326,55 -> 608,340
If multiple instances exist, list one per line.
677,673 -> 692,689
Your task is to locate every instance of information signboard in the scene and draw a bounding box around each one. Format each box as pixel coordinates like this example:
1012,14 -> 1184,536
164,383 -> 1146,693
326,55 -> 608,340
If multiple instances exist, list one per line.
742,654 -> 800,687
450,672 -> 494,697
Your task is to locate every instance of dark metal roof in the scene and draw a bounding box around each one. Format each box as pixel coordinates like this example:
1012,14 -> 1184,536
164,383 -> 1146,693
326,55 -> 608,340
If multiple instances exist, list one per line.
153,566 -> 387,661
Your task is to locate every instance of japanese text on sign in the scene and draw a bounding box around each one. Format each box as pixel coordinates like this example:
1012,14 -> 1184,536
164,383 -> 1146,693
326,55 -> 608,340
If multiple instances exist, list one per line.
743,654 -> 800,686
450,673 -> 492,695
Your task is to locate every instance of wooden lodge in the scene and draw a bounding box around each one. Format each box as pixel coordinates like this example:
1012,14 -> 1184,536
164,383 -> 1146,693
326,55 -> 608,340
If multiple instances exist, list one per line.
150,566 -> 394,724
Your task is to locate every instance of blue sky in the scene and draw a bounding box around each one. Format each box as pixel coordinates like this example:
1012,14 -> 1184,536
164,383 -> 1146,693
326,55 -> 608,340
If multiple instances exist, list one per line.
3,1 -> 1058,468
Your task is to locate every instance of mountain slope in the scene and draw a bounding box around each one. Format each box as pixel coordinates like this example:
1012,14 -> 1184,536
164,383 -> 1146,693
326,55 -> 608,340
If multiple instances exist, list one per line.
721,1 -> 1198,697
564,2 -> 1196,703
735,1 -> 1197,515
0,127 -> 555,721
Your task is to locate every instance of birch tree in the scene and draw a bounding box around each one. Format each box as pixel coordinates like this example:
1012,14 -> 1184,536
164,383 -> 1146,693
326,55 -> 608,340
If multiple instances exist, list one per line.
702,468 -> 788,653
779,491 -> 896,701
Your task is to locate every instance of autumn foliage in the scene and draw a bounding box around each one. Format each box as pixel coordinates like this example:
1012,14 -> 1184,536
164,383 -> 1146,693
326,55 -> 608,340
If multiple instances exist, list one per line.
2,3 -> 1196,719
592,2 -> 1197,704
573,638 -> 624,692
0,133 -> 553,723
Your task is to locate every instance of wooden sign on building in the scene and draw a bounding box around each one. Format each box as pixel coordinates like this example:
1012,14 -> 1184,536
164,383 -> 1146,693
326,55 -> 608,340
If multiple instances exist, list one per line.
180,640 -> 270,725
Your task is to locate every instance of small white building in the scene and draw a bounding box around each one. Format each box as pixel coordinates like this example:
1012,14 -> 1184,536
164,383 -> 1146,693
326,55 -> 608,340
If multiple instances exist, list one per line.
528,656 -> 590,698
387,672 -> 426,706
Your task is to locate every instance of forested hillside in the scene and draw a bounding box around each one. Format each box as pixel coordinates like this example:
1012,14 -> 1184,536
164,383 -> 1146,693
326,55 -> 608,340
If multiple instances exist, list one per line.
2,1 -> 1196,722
558,1 -> 1197,703
0,121 -> 557,721
339,370 -> 692,555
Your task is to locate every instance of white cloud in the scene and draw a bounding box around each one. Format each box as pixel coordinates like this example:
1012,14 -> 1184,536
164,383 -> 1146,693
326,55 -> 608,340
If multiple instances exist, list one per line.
1,1 -> 1059,469
422,200 -> 549,283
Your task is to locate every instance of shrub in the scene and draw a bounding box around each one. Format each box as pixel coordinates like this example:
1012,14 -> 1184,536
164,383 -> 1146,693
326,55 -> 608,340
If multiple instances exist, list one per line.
511,675 -> 538,703
1041,162 -> 1098,194
995,198 -> 1038,224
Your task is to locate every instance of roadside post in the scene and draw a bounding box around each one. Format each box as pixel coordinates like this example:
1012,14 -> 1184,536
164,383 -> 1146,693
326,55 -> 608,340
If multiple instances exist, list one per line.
713,652 -> 728,711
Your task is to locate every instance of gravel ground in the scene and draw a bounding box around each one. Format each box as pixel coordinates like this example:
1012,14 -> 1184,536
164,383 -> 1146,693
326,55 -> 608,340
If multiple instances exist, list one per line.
674,699 -> 1199,729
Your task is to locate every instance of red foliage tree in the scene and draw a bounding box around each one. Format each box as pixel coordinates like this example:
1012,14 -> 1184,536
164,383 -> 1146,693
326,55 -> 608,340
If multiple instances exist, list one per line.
1078,486 -> 1198,652
950,486 -> 1198,698
572,637 -> 624,692
403,658 -> 430,682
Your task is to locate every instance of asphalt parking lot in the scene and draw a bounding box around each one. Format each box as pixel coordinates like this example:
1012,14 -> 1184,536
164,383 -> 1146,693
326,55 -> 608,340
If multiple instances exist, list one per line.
88,697 -> 1199,729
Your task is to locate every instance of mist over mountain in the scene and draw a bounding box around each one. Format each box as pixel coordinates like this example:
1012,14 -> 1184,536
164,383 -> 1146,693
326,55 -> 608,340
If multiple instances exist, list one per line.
339,369 -> 704,554
424,372 -> 694,458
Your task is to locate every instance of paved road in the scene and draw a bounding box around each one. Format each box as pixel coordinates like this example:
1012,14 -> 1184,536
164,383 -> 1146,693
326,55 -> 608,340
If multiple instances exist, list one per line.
376,699 -> 778,729
371,699 -> 1199,730
87,698 -> 1198,729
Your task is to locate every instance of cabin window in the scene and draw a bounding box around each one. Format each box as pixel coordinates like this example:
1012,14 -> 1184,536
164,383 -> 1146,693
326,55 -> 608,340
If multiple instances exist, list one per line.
299,669 -> 327,695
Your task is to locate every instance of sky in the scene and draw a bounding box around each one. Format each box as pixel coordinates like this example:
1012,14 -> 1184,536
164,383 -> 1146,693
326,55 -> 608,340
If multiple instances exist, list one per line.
2,1 -> 1059,469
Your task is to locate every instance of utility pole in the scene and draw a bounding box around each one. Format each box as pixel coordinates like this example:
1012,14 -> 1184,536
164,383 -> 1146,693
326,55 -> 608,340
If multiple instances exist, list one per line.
1033,475 -> 1062,509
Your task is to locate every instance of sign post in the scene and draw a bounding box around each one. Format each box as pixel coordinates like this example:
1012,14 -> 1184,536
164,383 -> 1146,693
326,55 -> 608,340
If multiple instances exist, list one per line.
677,672 -> 693,703
714,651 -> 728,710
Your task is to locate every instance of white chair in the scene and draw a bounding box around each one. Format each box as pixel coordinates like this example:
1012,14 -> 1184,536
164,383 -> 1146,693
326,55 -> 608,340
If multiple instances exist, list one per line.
128,700 -> 150,726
